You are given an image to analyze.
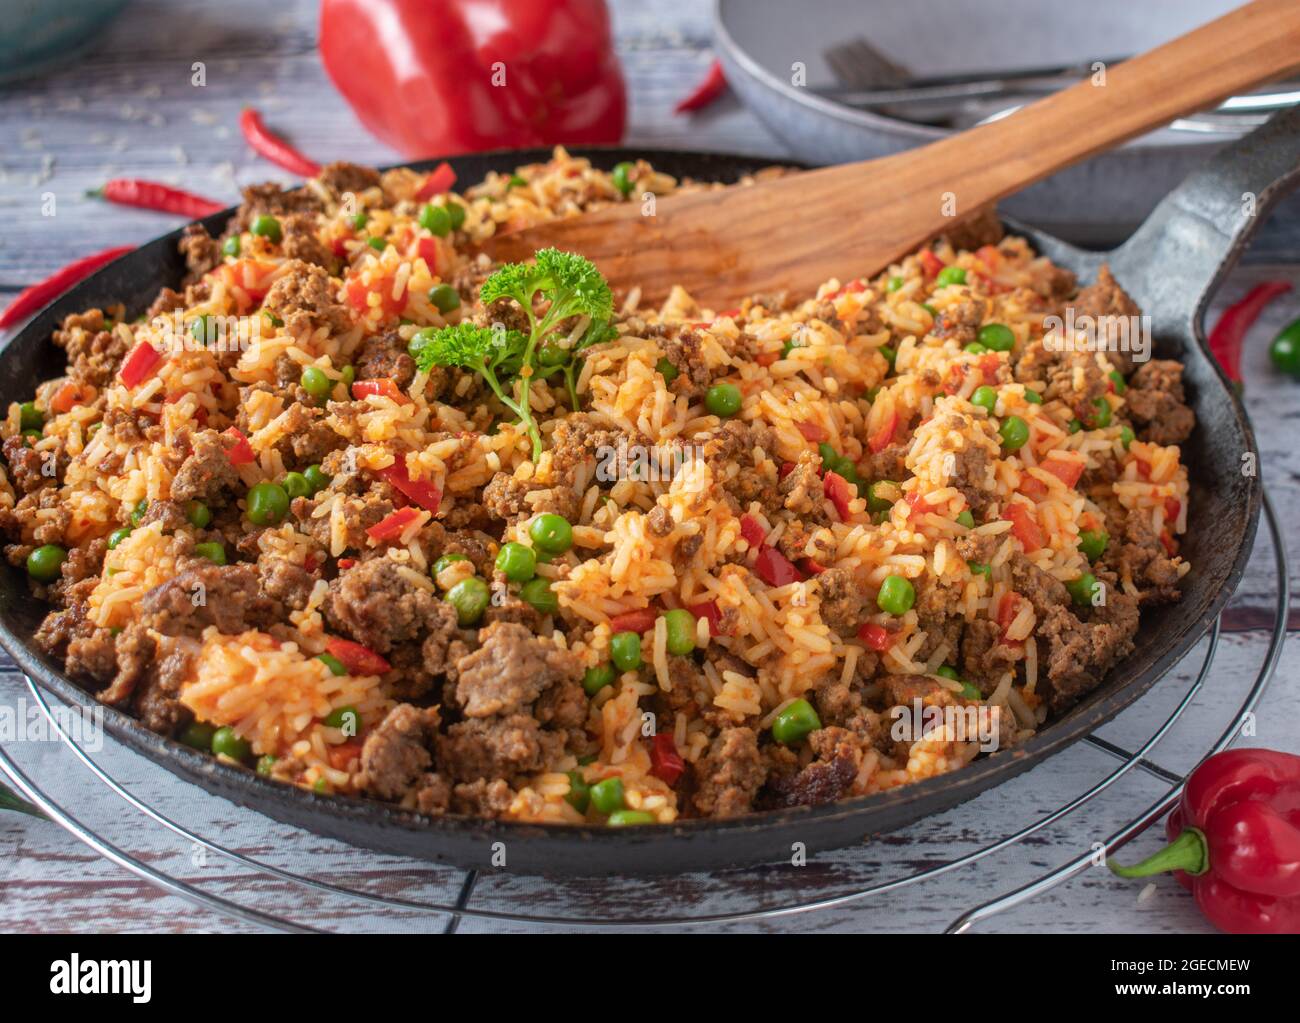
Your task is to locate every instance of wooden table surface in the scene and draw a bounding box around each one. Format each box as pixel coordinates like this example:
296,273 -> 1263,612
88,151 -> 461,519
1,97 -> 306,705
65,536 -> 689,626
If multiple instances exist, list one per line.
0,0 -> 1296,934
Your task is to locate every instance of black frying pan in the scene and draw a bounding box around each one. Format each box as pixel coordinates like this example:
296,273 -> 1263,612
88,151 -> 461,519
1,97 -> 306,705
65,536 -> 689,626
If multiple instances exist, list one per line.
1,109 -> 1297,876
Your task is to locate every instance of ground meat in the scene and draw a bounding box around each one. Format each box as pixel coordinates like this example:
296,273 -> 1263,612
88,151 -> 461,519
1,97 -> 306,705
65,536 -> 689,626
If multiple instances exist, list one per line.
960,619 -> 1018,693
354,330 -> 417,390
913,580 -> 964,664
438,714 -> 560,783
326,557 -> 442,654
65,627 -> 118,683
257,555 -> 318,611
548,413 -> 625,487
779,449 -> 826,517
292,479 -> 395,553
817,567 -> 868,635
360,703 -> 439,801
453,621 -> 581,718
317,161 -> 382,201
955,530 -> 999,564
1009,553 -> 1069,617
932,296 -> 988,346
450,777 -> 515,817
691,726 -> 765,819
226,181 -> 322,235
699,420 -> 774,510
862,441 -> 909,484
928,412 -> 996,514
1014,339 -> 1110,424
179,224 -> 221,283
1111,507 -> 1184,604
52,308 -> 132,388
281,213 -> 333,269
3,435 -> 54,493
942,205 -> 1005,252
761,726 -> 863,809
139,499 -> 188,533
271,401 -> 344,466
140,562 -> 283,638
1068,265 -> 1141,375
657,326 -> 712,395
1036,590 -> 1140,713
170,428 -> 240,504
814,651 -> 881,728
262,259 -> 350,336
481,469 -> 580,523
1125,359 -> 1195,446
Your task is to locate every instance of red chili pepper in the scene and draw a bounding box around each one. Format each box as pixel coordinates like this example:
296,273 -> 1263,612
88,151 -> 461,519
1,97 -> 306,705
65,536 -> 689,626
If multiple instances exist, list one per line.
857,622 -> 894,651
649,733 -> 685,786
239,108 -> 322,178
223,426 -> 256,466
608,608 -> 657,634
119,341 -> 163,388
1110,749 -> 1300,933
796,420 -> 827,442
868,411 -> 898,453
754,546 -> 804,587
674,59 -> 727,114
377,458 -> 441,513
352,378 -> 409,403
1003,501 -> 1044,553
687,599 -> 726,637
414,162 -> 457,201
1207,281 -> 1292,384
739,514 -> 767,548
324,637 -> 392,676
0,246 -> 133,330
319,0 -> 626,158
89,179 -> 225,218
366,506 -> 422,541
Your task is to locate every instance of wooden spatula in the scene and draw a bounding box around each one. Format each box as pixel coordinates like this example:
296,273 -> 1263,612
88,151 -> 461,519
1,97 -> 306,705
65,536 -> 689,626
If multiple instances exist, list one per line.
480,0 -> 1300,308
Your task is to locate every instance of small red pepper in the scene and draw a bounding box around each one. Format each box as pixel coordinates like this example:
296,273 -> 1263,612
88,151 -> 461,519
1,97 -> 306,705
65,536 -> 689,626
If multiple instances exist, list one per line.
649,733 -> 685,786
0,246 -> 133,330
89,179 -> 225,218
1207,281 -> 1292,384
119,341 -> 164,388
754,546 -> 804,588
366,506 -> 422,542
608,608 -> 657,634
414,162 -> 457,201
239,108 -> 322,178
324,637 -> 392,676
223,426 -> 256,466
377,458 -> 441,513
674,59 -> 727,114
1110,748 -> 1300,933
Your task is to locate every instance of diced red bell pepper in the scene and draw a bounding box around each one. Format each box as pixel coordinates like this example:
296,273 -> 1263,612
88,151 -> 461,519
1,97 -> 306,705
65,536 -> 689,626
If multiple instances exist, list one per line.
1159,531 -> 1178,557
1164,497 -> 1181,522
215,259 -> 277,310
754,350 -> 779,367
346,273 -> 407,320
338,557 -> 357,570
120,341 -> 163,388
649,733 -> 685,786
326,740 -> 364,771
979,353 -> 1002,384
687,599 -> 726,637
324,636 -> 392,676
1018,475 -> 1049,501
51,381 -> 94,414
739,514 -> 767,548
829,278 -> 867,300
1004,501 -> 1044,553
943,364 -> 967,396
823,470 -> 855,522
918,249 -> 944,279
1134,458 -> 1152,481
798,558 -> 827,576
796,420 -> 828,442
904,490 -> 931,524
366,506 -> 422,541
415,162 -> 457,201
352,378 -> 410,403
608,608 -> 657,634
975,244 -> 1001,270
778,461 -> 796,480
754,546 -> 804,587
997,591 -> 1025,646
869,411 -> 898,453
224,426 -> 256,466
377,458 -> 441,513
416,236 -> 440,273
857,622 -> 894,651
1041,455 -> 1084,489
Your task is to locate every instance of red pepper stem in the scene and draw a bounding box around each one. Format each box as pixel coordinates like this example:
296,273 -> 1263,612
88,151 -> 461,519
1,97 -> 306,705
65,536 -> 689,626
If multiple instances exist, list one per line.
1108,827 -> 1209,879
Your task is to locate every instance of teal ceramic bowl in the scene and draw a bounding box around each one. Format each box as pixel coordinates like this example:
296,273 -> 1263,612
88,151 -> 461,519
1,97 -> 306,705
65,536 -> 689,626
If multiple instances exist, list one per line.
0,0 -> 129,84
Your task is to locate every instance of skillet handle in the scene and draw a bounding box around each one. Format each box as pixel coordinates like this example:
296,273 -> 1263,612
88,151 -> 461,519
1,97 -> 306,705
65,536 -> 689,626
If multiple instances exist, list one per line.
1108,105 -> 1300,341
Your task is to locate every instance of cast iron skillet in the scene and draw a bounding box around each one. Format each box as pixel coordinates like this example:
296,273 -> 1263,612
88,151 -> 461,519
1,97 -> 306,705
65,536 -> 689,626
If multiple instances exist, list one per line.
0,110 -> 1297,876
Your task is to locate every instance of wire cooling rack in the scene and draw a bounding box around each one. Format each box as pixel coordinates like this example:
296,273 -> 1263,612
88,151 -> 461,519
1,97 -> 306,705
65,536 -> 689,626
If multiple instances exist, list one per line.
0,491 -> 1288,933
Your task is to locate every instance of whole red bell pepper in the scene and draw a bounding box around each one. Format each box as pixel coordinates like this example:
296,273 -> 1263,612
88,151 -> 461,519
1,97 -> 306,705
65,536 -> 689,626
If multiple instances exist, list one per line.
318,0 -> 627,158
1109,748 -> 1300,933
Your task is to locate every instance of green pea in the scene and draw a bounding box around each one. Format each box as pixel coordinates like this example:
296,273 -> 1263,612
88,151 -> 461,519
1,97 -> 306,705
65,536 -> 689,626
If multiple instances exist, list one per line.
537,342 -> 570,368
495,541 -> 537,582
318,653 -> 347,677
879,344 -> 897,370
130,499 -> 148,527
610,631 -> 642,671
508,174 -> 527,189
211,726 -> 251,762
529,513 -> 573,554
246,481 -> 289,525
583,663 -> 616,697
999,415 -> 1029,451
282,472 -> 310,500
935,665 -> 961,681
608,810 -> 656,826
1108,370 -> 1127,395
1119,425 -> 1135,449
22,429 -> 42,444
887,275 -> 905,292
428,283 -> 460,313
876,574 -> 915,616
935,266 -> 967,288
107,526 -> 132,550
1091,397 -> 1113,428
960,682 -> 982,700
970,385 -> 998,413
956,510 -> 975,528
432,552 -> 468,577
663,608 -> 696,655
250,214 -> 282,244
1024,388 -> 1042,404
829,456 -> 859,485
190,314 -> 215,346
611,162 -> 635,197
303,464 -> 330,494
350,212 -> 369,230
26,544 -> 66,583
445,202 -> 466,231
1066,572 -> 1100,607
656,357 -> 679,384
866,481 -> 895,513
964,341 -> 987,355
418,203 -> 451,237
1078,529 -> 1109,563
367,236 -> 387,251
771,698 -> 821,745
18,402 -> 43,432
323,705 -> 361,733
222,234 -> 241,257
589,777 -> 625,814
968,561 -> 991,576
194,542 -> 226,565
313,778 -> 328,793
921,303 -> 938,317
1068,418 -> 1083,434
301,365 -> 332,399
179,720 -> 216,751
519,577 -> 558,615
184,500 -> 211,529
1269,319 -> 1300,377
978,323 -> 1015,352
446,577 -> 490,626
817,442 -> 837,473
256,754 -> 277,777
565,770 -> 591,812
704,383 -> 742,418
339,365 -> 355,391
